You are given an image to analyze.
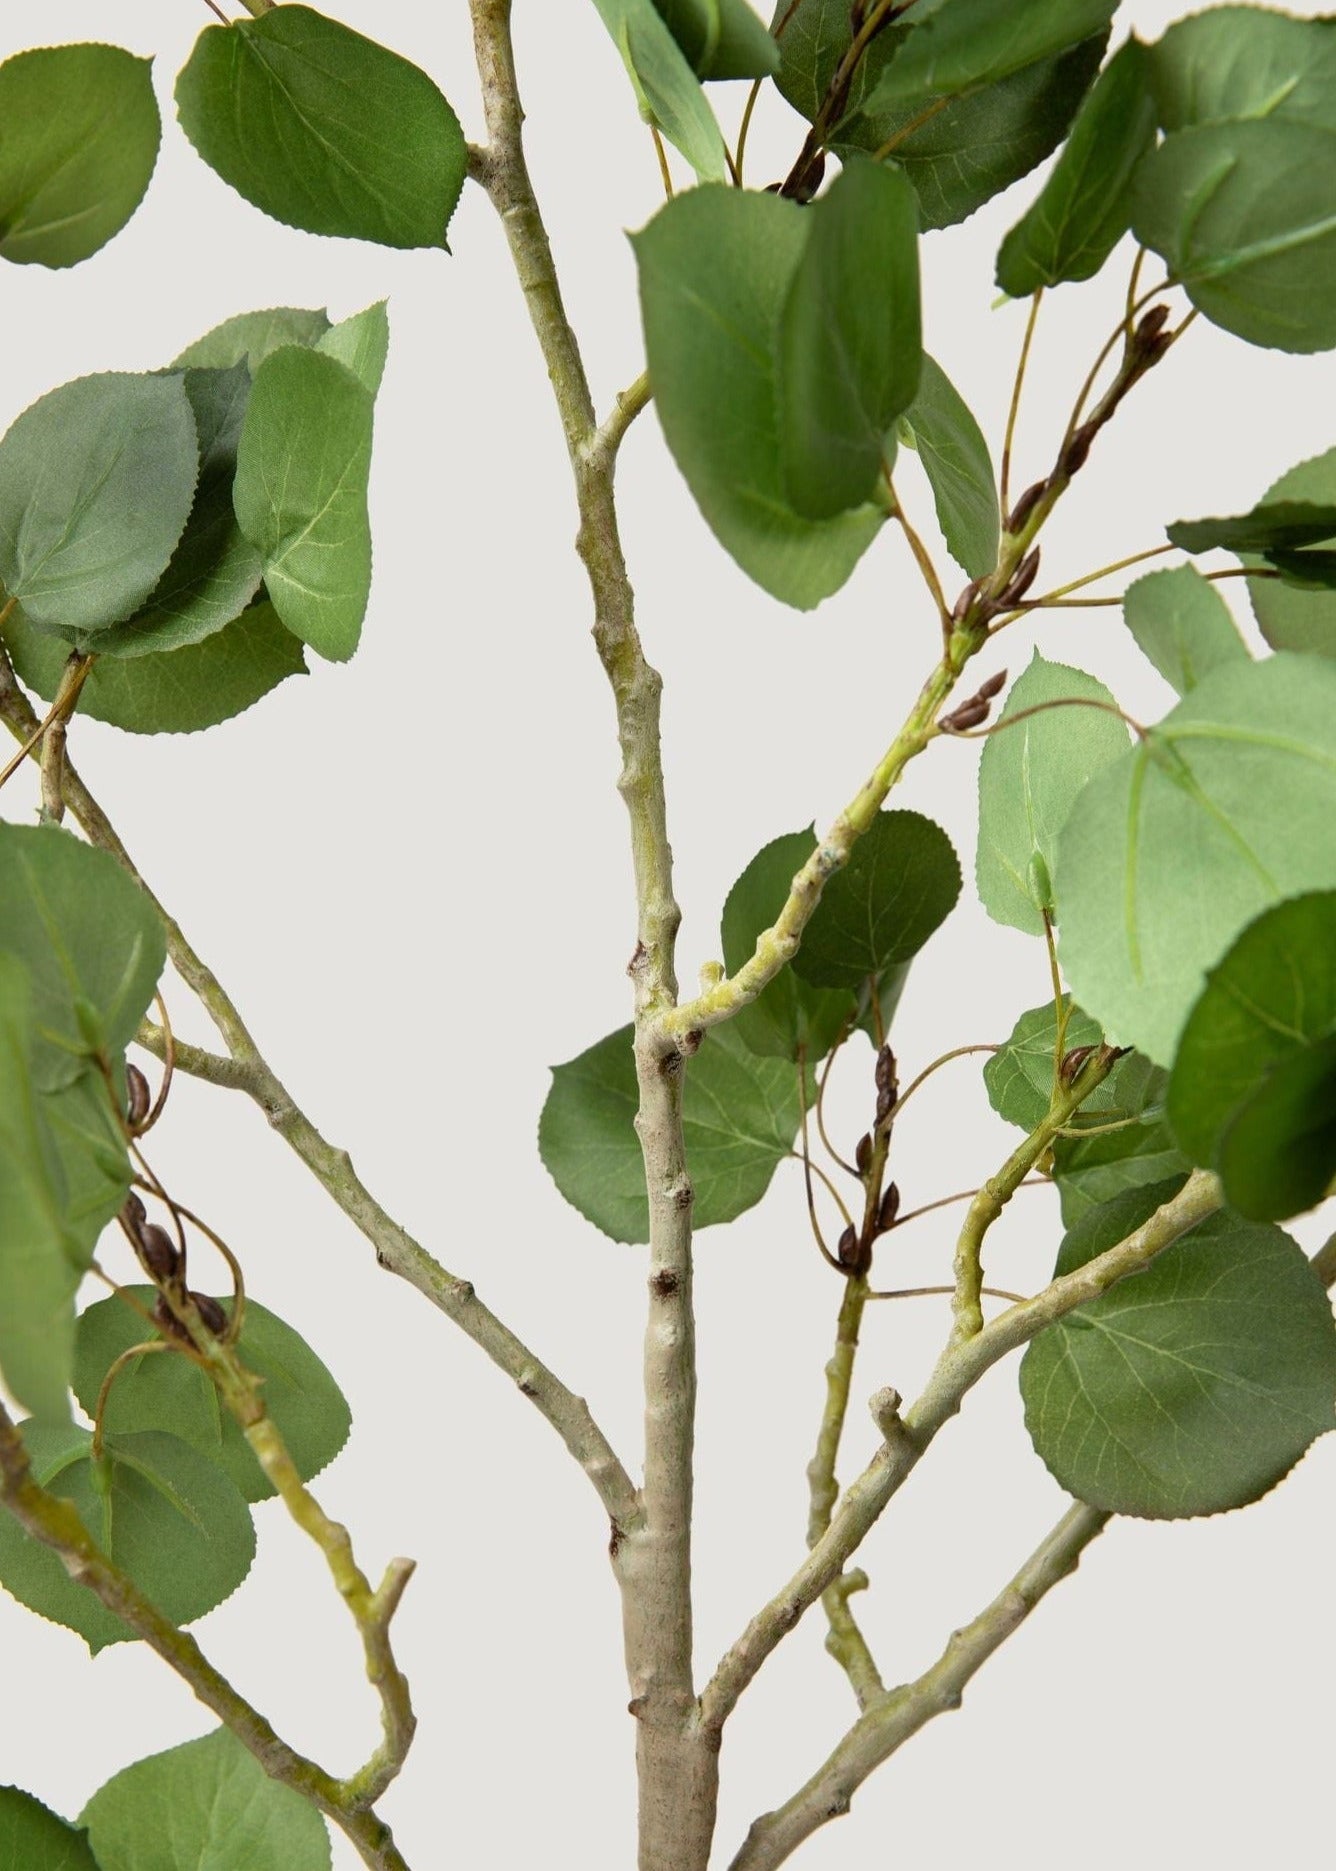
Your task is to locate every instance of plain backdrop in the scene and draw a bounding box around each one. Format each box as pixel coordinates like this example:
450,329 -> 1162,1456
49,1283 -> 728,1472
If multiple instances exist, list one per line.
1,3 -> 1333,1866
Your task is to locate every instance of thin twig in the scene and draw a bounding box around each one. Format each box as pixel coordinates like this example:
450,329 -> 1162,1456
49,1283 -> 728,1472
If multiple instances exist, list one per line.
1001,291 -> 1043,520
893,1043 -> 998,1118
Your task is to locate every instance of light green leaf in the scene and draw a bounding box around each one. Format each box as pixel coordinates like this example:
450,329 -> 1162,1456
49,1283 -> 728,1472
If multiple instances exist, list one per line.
233,348 -> 374,662
175,5 -> 466,249
3,598 -> 307,735
0,44 -> 159,269
591,0 -> 728,179
1168,893 -> 1336,1221
983,997 -> 1106,1132
777,159 -> 921,520
1051,1056 -> 1189,1226
82,1729 -> 331,1871
976,652 -> 1130,937
1131,118 -> 1336,354
1122,564 -> 1249,696
316,301 -> 390,395
1020,1184 -> 1336,1518
1056,653 -> 1336,1066
0,1423 -> 255,1650
721,830 -> 858,1063
172,306 -> 331,373
633,186 -> 884,607
0,374 -> 197,640
1149,7 -> 1336,135
655,0 -> 779,79
898,354 -> 998,578
74,1290 -> 352,1505
539,1020 -> 809,1243
775,0 -> 1108,231
0,1786 -> 98,1871
1243,449 -> 1336,659
854,0 -> 1118,115
996,38 -> 1157,296
792,809 -> 960,990
0,825 -> 165,1091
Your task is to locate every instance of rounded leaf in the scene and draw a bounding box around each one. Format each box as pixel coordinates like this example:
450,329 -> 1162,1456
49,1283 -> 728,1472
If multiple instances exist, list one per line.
721,830 -> 857,1063
1243,448 -> 1336,660
0,1786 -> 98,1871
793,810 -> 960,991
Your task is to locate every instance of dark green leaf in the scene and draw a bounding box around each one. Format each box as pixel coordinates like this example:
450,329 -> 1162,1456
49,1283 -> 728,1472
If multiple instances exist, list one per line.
775,1 -> 1108,230
1168,893 -> 1336,1221
0,45 -> 159,269
792,809 -> 960,991
898,355 -> 998,578
634,186 -> 884,607
1122,564 -> 1249,696
984,997 -> 1106,1132
0,1423 -> 254,1650
172,306 -> 331,373
853,0 -> 1118,114
0,374 -> 197,639
1056,654 -> 1336,1065
1264,548 -> 1336,591
721,830 -> 857,1063
1149,7 -> 1336,135
3,598 -> 307,735
74,1290 -> 352,1504
176,5 -> 466,248
777,159 -> 921,519
82,1729 -> 331,1871
233,348 -> 374,661
42,1071 -> 133,1253
1051,1056 -> 1190,1226
0,825 -> 164,1091
976,652 -> 1130,936
1169,502 -> 1336,555
1243,449 -> 1336,659
1132,119 -> 1336,354
0,1786 -> 98,1871
539,1020 -> 809,1243
590,0 -> 728,178
316,301 -> 389,395
996,38 -> 1157,296
1020,1183 -> 1336,1518
655,0 -> 780,78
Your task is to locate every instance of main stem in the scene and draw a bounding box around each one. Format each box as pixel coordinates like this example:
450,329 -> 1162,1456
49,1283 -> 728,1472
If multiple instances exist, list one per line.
468,6 -> 715,1865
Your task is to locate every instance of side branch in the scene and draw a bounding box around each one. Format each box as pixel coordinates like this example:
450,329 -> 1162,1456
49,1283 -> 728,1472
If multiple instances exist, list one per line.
727,1501 -> 1110,1871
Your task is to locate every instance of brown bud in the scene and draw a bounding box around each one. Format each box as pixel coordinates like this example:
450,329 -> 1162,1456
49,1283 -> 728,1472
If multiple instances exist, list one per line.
1061,419 -> 1100,477
1006,479 -> 1048,535
875,1087 -> 895,1129
854,1133 -> 873,1176
877,1182 -> 901,1233
1001,547 -> 1042,607
138,1222 -> 180,1285
951,578 -> 983,624
976,669 -> 1007,702
152,1294 -> 189,1341
1134,302 -> 1171,348
837,1224 -> 860,1269
125,1064 -> 151,1129
120,1191 -> 147,1239
190,1292 -> 227,1336
940,698 -> 990,734
1059,1044 -> 1096,1085
875,1045 -> 897,1095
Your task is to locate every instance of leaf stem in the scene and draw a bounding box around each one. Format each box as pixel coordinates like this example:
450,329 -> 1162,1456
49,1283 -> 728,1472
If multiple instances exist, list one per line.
892,1042 -> 998,1118
1001,290 -> 1043,519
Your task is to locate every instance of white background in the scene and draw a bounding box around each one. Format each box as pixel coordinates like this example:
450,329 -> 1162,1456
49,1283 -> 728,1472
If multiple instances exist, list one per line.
1,2 -> 1333,1866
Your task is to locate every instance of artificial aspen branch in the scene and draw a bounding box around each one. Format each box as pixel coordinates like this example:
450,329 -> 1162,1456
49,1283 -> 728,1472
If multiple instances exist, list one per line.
727,1500 -> 1110,1871
0,649 -> 640,1542
0,1401 -> 410,1871
699,1169 -> 1223,1732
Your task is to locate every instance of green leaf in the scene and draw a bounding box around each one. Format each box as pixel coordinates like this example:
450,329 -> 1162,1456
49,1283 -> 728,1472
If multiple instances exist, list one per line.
175,5 -> 466,249
172,305 -> 331,373
792,809 -> 960,990
0,1786 -> 98,1871
3,598 -> 307,735
82,1729 -> 331,1871
777,159 -> 921,520
996,38 -> 1157,296
1051,1056 -> 1190,1226
0,825 -> 165,1091
1131,119 -> 1336,354
1020,1183 -> 1336,1518
1243,449 -> 1336,659
721,830 -> 858,1063
1055,653 -> 1336,1065
0,1422 -> 255,1650
0,44 -> 160,269
539,1019 -> 809,1244
1149,7 -> 1336,135
1168,893 -> 1336,1221
983,997 -> 1106,1132
233,348 -> 374,662
897,355 -> 998,578
655,0 -> 780,78
0,374 -> 198,640
775,1 -> 1108,231
74,1290 -> 352,1504
1122,564 -> 1249,696
853,0 -> 1118,115
634,186 -> 884,607
316,301 -> 390,395
1169,503 -> 1336,555
590,0 -> 728,179
42,1071 -> 133,1253
976,652 -> 1130,937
